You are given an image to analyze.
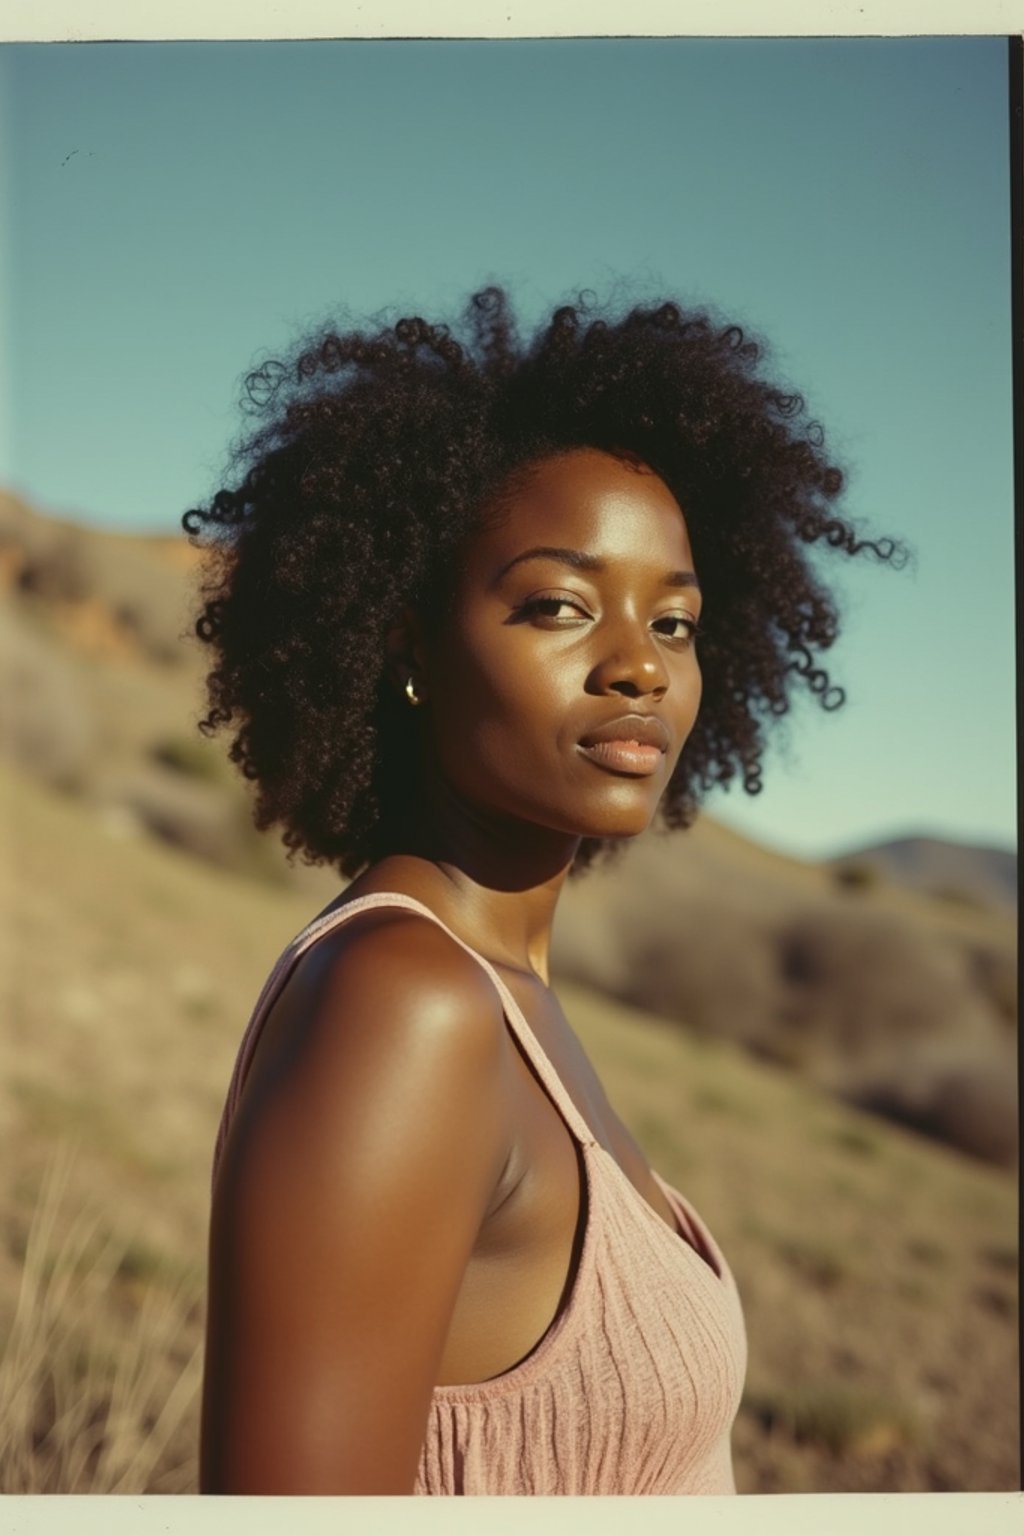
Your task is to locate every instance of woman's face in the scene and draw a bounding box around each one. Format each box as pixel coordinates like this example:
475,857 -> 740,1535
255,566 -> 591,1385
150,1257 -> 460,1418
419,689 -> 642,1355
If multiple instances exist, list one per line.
420,447 -> 703,844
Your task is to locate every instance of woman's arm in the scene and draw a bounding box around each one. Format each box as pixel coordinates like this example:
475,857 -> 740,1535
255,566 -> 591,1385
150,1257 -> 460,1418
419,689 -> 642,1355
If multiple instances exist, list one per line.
201,913 -> 513,1493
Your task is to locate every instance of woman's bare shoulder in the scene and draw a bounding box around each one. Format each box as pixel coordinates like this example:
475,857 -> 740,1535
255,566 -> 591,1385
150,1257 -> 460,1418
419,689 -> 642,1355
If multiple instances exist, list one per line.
289,903 -> 505,1057
204,906 -> 515,1492
227,904 -> 515,1167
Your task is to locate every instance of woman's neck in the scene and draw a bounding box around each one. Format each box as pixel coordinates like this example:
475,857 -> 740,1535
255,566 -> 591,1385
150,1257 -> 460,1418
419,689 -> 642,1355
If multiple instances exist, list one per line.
353,774 -> 581,983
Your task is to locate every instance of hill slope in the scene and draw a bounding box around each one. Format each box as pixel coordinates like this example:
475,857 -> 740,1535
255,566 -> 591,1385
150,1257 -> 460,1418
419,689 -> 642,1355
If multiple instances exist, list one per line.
553,818 -> 1017,1165
0,763 -> 1016,1493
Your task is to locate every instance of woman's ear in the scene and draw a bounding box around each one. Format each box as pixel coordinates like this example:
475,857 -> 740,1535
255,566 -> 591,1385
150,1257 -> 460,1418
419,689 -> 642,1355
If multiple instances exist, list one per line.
384,604 -> 429,705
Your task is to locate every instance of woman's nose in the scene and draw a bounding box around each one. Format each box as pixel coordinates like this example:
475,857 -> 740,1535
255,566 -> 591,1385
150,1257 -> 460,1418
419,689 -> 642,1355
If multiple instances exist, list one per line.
587,623 -> 670,699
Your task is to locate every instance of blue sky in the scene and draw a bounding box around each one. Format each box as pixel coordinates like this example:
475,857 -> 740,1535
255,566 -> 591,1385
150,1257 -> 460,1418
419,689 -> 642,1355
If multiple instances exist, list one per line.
1,37 -> 1016,860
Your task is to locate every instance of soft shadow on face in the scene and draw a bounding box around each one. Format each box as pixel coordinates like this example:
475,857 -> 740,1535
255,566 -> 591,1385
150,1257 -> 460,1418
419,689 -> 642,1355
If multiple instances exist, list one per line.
410,447 -> 703,864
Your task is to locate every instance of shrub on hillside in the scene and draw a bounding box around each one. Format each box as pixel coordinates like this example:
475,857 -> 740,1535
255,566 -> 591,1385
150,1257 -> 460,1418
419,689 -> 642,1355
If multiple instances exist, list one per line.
631,913 -> 779,1050
852,1045 -> 1018,1168
771,906 -> 1020,1162
774,906 -> 997,1061
149,734 -> 226,785
832,861 -> 880,893
14,527 -> 92,606
97,765 -> 240,868
99,763 -> 293,885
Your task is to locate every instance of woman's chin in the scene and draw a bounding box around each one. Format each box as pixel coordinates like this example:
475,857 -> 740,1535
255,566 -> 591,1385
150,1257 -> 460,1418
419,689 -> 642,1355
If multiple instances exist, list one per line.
568,805 -> 659,842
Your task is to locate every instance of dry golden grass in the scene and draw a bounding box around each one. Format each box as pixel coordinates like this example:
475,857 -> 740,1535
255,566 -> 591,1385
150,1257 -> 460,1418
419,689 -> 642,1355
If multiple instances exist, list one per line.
0,1148 -> 202,1493
0,760 -> 1016,1494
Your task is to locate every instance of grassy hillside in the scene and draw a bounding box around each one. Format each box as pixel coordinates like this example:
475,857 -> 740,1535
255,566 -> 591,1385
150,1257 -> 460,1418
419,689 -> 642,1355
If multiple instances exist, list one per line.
0,763 -> 1016,1493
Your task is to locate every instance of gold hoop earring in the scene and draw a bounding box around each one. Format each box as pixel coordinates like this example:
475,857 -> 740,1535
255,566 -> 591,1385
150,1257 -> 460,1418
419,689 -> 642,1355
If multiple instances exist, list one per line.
404,676 -> 422,706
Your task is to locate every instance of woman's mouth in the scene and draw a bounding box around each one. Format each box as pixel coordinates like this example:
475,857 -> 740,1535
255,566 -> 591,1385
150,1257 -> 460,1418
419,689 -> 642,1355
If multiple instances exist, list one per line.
577,713 -> 670,776
577,738 -> 664,776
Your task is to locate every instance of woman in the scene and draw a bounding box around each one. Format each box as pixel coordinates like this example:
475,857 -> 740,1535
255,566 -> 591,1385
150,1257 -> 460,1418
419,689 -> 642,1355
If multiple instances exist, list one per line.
185,288 -> 900,1495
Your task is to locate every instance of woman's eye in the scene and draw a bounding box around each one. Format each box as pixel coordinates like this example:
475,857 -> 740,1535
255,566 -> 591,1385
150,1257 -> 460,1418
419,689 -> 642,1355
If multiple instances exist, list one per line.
653,614 -> 700,644
519,595 -> 590,622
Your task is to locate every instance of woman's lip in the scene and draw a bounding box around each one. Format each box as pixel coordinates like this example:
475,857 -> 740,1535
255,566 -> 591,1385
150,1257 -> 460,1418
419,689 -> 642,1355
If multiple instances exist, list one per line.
577,740 -> 664,776
578,714 -> 671,751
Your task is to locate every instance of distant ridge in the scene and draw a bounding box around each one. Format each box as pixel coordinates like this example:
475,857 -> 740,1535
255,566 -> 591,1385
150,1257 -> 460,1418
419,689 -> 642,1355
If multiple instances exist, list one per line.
827,834 -> 1017,913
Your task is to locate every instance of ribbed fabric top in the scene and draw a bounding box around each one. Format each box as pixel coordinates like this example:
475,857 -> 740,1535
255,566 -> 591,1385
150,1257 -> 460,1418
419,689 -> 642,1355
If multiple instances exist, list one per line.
213,892 -> 747,1496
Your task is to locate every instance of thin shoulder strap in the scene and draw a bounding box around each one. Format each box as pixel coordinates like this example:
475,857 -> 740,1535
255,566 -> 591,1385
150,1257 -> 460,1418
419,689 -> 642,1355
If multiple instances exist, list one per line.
214,891 -> 596,1181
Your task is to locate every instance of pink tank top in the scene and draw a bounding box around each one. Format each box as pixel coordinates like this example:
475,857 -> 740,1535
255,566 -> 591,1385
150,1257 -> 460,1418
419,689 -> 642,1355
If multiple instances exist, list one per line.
213,892 -> 747,1496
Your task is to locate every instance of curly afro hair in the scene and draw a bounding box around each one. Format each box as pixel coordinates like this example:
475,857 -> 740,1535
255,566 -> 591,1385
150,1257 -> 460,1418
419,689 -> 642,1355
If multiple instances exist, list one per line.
183,286 -> 903,879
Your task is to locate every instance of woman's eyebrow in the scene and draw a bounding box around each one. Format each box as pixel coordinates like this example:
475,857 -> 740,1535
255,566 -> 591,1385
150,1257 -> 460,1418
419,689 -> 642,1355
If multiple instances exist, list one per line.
495,546 -> 700,589
497,546 -> 603,578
